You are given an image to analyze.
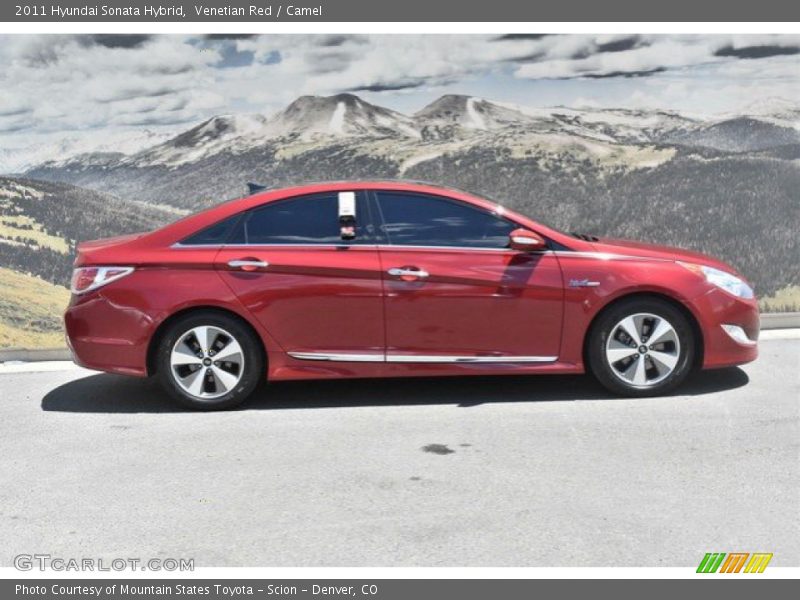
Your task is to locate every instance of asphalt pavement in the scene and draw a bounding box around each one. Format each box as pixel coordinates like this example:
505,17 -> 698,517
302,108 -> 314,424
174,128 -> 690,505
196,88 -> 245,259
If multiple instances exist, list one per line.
0,337 -> 797,567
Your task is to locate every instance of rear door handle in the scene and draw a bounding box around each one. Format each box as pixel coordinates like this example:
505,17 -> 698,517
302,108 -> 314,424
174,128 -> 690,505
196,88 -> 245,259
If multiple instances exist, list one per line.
388,267 -> 429,279
228,259 -> 269,271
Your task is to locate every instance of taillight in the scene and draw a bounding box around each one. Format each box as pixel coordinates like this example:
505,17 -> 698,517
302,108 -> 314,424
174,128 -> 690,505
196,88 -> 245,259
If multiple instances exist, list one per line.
70,266 -> 134,295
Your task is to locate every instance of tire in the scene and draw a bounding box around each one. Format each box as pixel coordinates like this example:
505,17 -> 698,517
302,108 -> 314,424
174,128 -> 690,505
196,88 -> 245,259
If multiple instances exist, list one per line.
155,310 -> 264,410
587,297 -> 695,397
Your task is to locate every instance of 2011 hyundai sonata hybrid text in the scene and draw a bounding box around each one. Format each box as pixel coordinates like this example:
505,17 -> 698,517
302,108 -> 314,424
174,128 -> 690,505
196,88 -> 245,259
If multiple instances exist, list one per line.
65,181 -> 759,409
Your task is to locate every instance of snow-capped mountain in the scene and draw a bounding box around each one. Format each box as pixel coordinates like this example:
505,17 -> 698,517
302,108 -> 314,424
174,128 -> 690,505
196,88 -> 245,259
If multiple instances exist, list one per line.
21,92 -> 800,211
265,93 -> 420,139
737,97 -> 800,127
0,127 -> 176,174
17,93 -> 800,175
662,117 -> 800,152
124,114 -> 270,168
415,94 -> 536,133
111,94 -> 420,168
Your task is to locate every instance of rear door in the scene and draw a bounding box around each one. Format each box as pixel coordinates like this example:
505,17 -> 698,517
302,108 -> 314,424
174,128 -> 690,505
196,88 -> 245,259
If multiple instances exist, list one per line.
372,190 -> 564,362
214,191 -> 385,361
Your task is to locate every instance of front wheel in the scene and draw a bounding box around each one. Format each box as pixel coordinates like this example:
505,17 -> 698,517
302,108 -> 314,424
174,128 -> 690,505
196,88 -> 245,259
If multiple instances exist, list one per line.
587,298 -> 695,397
156,311 -> 264,410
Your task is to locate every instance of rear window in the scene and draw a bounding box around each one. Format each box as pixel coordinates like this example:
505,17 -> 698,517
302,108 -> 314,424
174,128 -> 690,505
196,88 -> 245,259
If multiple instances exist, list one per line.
180,214 -> 242,246
228,192 -> 372,245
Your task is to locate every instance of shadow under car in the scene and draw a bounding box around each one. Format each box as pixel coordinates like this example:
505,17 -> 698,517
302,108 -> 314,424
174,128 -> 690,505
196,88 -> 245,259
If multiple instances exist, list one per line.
40,367 -> 750,414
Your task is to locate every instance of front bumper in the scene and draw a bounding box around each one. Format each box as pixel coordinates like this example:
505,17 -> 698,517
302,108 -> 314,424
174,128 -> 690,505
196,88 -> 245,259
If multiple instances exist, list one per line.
693,288 -> 759,369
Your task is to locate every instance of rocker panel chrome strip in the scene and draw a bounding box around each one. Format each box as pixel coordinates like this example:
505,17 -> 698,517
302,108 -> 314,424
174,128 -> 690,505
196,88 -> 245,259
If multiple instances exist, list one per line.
287,352 -> 557,364
386,355 -> 558,363
287,352 -> 384,362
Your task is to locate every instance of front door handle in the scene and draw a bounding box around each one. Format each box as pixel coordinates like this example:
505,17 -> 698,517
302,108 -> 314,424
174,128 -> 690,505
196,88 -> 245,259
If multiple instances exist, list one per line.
388,267 -> 429,280
227,259 -> 269,271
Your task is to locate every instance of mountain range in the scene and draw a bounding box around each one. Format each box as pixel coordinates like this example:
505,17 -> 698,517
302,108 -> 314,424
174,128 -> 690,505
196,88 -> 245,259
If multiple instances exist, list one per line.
1,92 -> 798,344
22,93 -> 800,206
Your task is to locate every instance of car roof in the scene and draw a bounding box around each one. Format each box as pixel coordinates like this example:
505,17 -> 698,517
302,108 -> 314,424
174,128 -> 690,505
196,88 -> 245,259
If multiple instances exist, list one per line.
249,179 -> 486,198
245,180 -> 511,216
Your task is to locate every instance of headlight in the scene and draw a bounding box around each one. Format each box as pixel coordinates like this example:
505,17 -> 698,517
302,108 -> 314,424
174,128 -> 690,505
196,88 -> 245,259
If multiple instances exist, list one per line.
678,262 -> 754,299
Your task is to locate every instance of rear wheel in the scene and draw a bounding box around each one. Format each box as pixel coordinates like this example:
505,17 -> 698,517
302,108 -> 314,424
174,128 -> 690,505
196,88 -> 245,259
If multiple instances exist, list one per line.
588,298 -> 695,397
156,311 -> 264,410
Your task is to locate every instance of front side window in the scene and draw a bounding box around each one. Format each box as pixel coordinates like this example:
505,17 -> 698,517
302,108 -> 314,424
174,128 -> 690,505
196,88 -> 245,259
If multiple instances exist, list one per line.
374,192 -> 517,249
228,192 -> 372,245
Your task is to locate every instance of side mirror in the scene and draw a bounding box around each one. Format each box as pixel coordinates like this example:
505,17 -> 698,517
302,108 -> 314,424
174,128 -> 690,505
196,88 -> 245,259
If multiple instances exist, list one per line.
509,228 -> 546,252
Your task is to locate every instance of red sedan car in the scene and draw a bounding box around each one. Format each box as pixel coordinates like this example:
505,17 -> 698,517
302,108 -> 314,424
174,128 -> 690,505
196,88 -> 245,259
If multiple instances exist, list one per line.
65,181 -> 759,409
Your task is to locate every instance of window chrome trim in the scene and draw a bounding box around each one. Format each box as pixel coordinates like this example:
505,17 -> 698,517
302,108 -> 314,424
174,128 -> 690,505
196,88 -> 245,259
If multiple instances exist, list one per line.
171,242 -> 375,249
171,242 -> 226,248
287,351 -> 557,364
376,244 -> 542,253
172,241 -> 550,253
170,243 -> 668,263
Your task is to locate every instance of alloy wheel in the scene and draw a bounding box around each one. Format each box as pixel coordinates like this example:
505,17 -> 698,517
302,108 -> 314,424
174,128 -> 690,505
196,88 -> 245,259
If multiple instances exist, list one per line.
170,325 -> 245,400
605,312 -> 681,387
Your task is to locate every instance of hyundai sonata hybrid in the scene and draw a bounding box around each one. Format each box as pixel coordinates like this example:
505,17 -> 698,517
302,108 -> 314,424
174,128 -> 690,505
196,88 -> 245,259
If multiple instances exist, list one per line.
65,181 -> 759,409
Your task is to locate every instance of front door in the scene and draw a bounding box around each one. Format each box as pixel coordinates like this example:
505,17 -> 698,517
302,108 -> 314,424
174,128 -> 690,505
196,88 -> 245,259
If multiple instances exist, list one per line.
215,191 -> 385,360
372,190 -> 564,362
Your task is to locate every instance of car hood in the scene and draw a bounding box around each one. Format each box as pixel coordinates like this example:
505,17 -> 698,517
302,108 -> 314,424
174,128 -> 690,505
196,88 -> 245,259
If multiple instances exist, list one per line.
590,237 -> 739,274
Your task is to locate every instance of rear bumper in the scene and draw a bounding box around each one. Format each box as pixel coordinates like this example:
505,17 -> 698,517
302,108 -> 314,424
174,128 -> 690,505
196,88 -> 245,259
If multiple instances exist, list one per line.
693,288 -> 759,369
64,292 -> 152,377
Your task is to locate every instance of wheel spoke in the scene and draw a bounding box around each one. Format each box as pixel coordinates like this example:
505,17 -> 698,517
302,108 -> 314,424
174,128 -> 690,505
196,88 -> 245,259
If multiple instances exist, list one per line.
617,316 -> 642,346
606,346 -> 639,364
214,338 -> 243,362
631,357 -> 648,385
648,318 -> 675,345
171,346 -> 202,366
183,369 -> 206,396
211,365 -> 239,392
190,326 -> 211,354
650,350 -> 678,372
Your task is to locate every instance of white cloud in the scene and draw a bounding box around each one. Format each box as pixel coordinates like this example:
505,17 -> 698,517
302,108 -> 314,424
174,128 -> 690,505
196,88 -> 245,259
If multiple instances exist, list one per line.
0,33 -> 798,158
513,35 -> 800,80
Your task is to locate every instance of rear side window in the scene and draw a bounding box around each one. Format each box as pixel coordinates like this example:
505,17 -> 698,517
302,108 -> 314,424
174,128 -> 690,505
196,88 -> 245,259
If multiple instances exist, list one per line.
229,192 -> 372,245
180,214 -> 241,246
374,192 -> 516,248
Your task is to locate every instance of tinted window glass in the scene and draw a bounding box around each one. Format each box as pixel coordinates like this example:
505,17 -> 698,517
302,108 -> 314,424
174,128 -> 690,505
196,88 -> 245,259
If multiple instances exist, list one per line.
180,214 -> 241,245
230,193 -> 372,245
375,192 -> 516,248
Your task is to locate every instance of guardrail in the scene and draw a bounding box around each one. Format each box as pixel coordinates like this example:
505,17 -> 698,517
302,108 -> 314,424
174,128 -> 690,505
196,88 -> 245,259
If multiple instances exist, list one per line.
760,312 -> 800,330
1,313 -> 798,363
0,348 -> 72,362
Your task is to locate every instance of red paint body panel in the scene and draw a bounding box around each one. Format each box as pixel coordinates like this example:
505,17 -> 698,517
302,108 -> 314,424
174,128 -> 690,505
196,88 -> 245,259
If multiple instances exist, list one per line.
214,245 -> 385,355
65,181 -> 759,383
65,266 -> 261,376
378,247 -> 563,358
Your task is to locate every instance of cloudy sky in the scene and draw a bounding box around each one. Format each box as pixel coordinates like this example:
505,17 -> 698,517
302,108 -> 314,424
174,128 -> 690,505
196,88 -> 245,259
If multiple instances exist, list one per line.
1,34 -> 799,166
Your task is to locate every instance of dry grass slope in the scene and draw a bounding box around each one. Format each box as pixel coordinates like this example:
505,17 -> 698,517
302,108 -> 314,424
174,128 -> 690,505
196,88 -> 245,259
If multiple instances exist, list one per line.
0,267 -> 69,349
759,285 -> 800,313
